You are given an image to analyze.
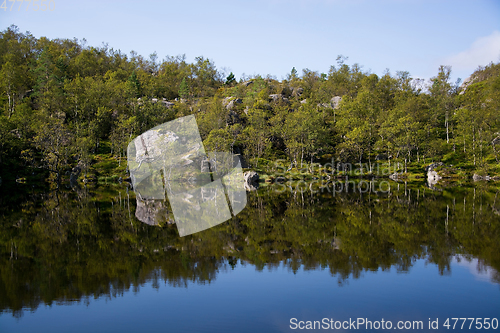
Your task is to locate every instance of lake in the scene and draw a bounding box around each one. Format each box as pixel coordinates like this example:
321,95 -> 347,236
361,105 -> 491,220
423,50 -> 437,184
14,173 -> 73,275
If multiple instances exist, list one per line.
0,180 -> 499,332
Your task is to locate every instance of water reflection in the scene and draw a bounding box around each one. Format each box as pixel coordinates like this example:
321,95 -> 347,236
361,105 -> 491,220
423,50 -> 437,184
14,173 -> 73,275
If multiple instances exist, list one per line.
0,180 -> 499,318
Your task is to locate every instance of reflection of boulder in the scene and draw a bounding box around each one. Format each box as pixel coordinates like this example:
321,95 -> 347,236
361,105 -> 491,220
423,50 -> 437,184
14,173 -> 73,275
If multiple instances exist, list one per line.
473,174 -> 493,181
427,170 -> 442,187
389,172 -> 403,181
244,171 -> 259,191
135,197 -> 174,226
275,176 -> 286,183
426,162 -> 443,188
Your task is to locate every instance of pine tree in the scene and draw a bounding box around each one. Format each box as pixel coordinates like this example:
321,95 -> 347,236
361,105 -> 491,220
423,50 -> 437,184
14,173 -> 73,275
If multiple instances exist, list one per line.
178,77 -> 189,99
225,72 -> 236,86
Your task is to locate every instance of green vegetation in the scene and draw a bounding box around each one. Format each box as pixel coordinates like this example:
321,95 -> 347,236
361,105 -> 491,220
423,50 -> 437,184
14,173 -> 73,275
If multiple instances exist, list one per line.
1,25 -> 499,187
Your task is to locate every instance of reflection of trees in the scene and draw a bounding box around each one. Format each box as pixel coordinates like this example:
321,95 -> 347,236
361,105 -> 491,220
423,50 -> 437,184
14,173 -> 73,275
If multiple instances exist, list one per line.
0,183 -> 499,316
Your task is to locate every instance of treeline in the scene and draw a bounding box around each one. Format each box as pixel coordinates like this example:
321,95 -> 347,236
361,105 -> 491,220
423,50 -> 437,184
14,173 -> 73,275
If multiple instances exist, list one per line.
1,25 -> 499,182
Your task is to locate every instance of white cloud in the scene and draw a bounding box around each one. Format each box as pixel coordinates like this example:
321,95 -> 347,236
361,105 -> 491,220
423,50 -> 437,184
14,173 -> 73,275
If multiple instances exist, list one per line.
445,31 -> 500,71
453,256 -> 497,284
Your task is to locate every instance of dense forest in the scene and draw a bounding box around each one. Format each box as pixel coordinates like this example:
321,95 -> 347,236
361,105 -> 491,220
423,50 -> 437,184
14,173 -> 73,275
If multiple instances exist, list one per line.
0,25 -> 499,185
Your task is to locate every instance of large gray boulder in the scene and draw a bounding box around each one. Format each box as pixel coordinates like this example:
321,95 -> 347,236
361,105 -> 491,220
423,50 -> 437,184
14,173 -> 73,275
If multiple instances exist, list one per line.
134,129 -> 179,164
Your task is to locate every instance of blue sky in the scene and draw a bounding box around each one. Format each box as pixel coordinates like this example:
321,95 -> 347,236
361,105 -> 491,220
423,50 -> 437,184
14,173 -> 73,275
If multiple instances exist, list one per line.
2,0 -> 500,84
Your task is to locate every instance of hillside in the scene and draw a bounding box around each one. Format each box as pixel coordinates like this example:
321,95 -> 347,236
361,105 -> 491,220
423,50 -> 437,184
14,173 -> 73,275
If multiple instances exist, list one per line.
1,25 -> 499,186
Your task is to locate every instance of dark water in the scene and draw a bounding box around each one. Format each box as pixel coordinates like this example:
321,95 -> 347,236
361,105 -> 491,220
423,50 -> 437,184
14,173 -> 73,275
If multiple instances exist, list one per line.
0,180 -> 499,332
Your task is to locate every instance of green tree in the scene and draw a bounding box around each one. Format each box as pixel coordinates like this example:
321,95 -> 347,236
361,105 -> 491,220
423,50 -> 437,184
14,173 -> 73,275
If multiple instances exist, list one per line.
225,72 -> 236,86
178,77 -> 189,99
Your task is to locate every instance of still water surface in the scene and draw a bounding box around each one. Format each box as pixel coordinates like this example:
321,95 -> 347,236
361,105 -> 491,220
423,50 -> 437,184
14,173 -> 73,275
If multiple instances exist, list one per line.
0,180 -> 499,332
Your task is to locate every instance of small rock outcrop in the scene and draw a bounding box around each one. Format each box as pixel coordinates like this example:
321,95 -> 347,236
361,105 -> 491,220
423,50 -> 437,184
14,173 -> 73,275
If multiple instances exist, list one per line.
459,75 -> 475,95
292,87 -> 304,97
70,162 -> 84,188
269,94 -> 289,104
226,110 -> 241,125
425,162 -> 444,172
317,96 -> 342,109
162,101 -> 175,108
222,97 -> 243,110
330,96 -> 342,109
